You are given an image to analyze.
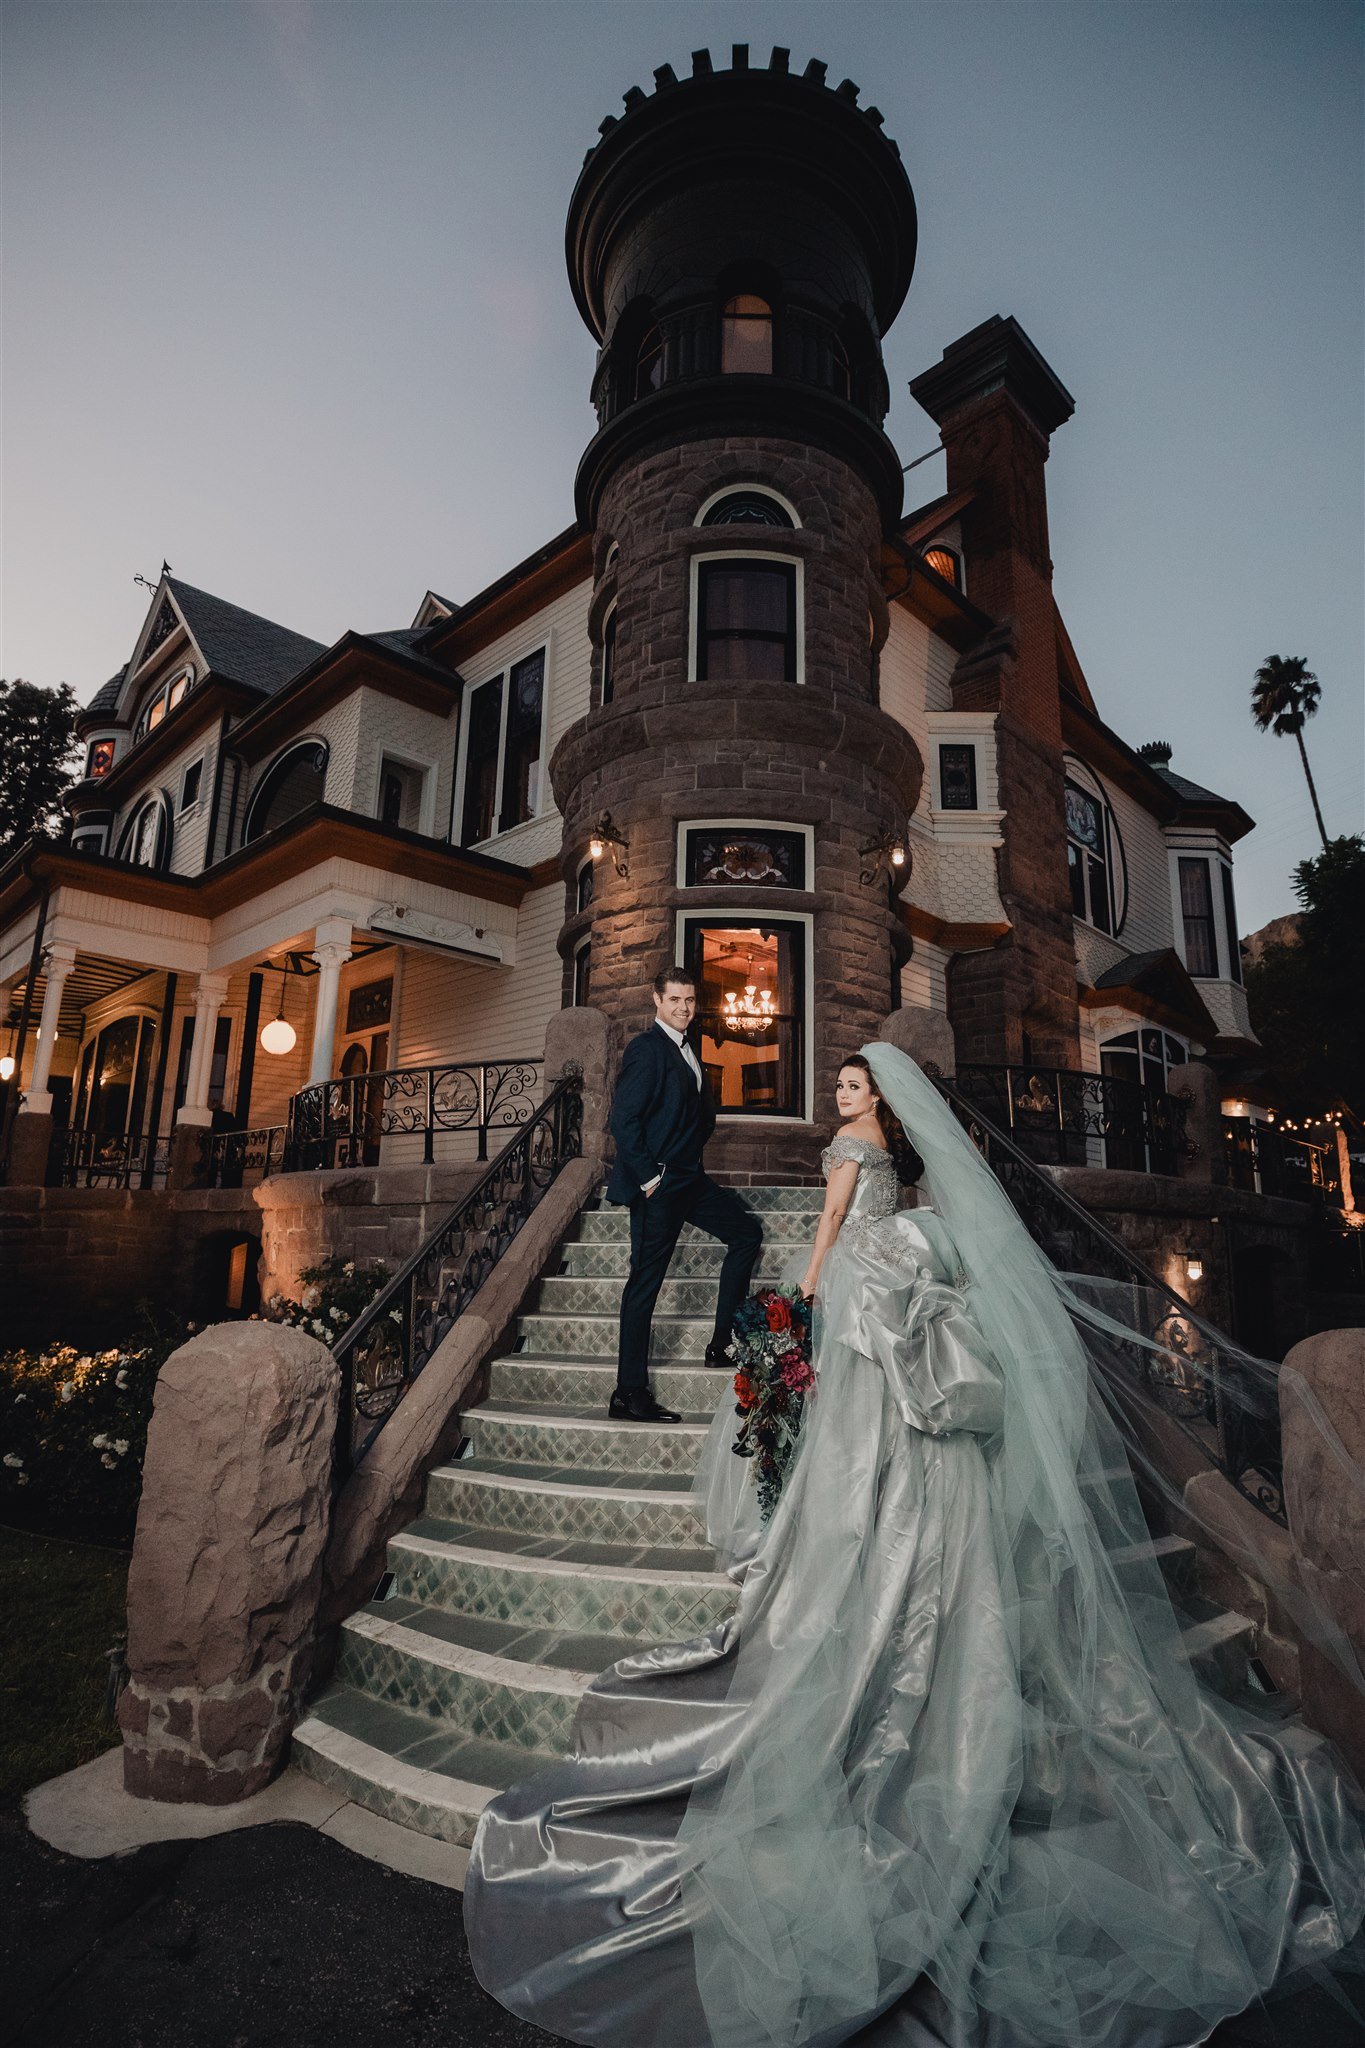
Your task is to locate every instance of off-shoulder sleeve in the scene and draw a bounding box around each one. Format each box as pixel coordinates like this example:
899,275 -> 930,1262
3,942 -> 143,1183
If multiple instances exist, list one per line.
821,1132 -> 880,1176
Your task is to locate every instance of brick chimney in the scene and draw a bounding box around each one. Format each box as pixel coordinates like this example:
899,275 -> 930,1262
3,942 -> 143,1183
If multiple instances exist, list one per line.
910,316 -> 1080,1065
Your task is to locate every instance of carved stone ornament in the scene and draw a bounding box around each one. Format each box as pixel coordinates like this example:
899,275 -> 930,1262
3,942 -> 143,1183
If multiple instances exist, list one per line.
365,903 -> 504,962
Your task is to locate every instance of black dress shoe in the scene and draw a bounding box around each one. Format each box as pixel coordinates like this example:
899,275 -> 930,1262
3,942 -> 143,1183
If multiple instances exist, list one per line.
609,1386 -> 682,1424
703,1341 -> 732,1371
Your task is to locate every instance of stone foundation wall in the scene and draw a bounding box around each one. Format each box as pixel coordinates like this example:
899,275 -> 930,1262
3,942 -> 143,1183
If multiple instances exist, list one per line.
253,1163 -> 484,1303
0,1184 -> 261,1347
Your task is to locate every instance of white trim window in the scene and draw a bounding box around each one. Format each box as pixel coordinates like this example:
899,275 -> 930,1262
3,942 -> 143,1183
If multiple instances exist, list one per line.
1064,762 -> 1125,936
1177,855 -> 1219,978
676,906 -> 814,1121
695,483 -> 800,530
456,643 -> 548,846
688,553 -> 804,685
118,792 -> 171,869
675,817 -> 813,891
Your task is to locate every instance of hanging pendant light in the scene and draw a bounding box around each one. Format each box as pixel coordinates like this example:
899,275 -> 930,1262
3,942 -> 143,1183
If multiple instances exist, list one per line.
259,963 -> 297,1056
0,1020 -> 15,1083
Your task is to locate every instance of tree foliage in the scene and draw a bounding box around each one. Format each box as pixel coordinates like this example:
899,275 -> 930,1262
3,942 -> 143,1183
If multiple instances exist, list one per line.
1243,835 -> 1365,1118
1249,654 -> 1328,850
0,679 -> 81,858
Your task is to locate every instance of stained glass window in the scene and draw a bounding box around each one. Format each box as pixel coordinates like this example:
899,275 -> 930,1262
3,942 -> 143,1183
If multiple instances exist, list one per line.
938,744 -> 977,811
683,830 -> 805,889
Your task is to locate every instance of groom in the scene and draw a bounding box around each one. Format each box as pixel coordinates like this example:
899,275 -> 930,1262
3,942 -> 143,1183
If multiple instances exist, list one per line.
606,966 -> 763,1423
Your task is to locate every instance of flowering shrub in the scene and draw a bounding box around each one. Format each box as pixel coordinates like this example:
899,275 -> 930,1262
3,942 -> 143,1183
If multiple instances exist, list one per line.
0,1308 -> 189,1544
729,1286 -> 816,1523
260,1256 -> 391,1347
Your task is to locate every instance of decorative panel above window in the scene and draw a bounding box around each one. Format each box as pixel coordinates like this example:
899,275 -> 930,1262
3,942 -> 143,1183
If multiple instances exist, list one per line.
695,560 -> 797,683
683,828 -> 806,890
700,490 -> 794,530
938,743 -> 978,811
345,977 -> 393,1034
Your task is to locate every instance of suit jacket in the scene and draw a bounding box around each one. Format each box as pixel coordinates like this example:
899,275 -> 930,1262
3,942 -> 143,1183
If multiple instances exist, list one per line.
606,1023 -> 717,1205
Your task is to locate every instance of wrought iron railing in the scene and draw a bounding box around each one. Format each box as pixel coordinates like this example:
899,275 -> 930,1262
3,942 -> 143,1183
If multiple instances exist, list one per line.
939,1077 -> 1285,1524
205,1124 -> 289,1188
286,1057 -> 543,1172
1223,1117 -> 1341,1204
57,1126 -> 172,1190
329,1069 -> 584,1475
591,301 -> 879,426
955,1063 -> 1191,1177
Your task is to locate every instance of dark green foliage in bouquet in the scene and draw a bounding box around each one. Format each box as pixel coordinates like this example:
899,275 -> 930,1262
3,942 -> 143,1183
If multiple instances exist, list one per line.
729,1286 -> 816,1523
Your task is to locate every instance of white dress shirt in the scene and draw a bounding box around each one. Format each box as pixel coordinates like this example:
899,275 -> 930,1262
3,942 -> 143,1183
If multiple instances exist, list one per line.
641,1021 -> 703,1193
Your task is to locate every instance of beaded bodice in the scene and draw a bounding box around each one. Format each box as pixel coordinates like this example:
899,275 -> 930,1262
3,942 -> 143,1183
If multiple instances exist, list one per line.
820,1131 -> 899,1221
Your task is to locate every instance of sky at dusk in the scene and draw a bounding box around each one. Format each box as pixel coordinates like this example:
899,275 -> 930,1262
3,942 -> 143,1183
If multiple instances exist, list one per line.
3,0 -> 1361,932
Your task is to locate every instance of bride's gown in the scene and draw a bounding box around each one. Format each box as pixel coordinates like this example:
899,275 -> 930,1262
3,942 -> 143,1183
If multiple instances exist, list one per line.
463,1129 -> 1365,2048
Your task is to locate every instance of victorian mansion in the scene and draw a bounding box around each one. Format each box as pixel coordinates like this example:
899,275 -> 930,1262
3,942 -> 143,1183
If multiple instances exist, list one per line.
0,46 -> 1255,1209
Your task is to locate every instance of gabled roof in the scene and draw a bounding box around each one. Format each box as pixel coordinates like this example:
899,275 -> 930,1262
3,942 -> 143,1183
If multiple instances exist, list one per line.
163,578 -> 327,696
360,628 -> 455,685
898,486 -> 976,550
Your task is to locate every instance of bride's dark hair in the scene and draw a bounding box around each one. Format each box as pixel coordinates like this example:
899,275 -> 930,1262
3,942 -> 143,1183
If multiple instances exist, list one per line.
839,1055 -> 924,1187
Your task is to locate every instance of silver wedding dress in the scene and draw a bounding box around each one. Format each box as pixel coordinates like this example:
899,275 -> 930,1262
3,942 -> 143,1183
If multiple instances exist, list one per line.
464,1045 -> 1365,2048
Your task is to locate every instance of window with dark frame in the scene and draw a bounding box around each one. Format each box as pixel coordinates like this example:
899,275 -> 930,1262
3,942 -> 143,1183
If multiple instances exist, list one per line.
460,676 -> 504,845
1179,857 -> 1219,977
700,491 -> 794,530
601,607 -> 616,705
1065,781 -> 1112,934
720,295 -> 774,375
696,560 -> 797,683
345,978 -> 393,1034
180,760 -> 203,812
576,860 -> 595,913
573,941 -> 591,1007
499,650 -> 545,832
1220,864 -> 1242,985
684,916 -> 804,1118
922,546 -> 961,588
938,744 -> 978,811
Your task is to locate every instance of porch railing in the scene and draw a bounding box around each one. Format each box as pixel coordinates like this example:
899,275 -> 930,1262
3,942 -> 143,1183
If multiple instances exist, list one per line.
955,1063 -> 1191,1177
57,1127 -> 172,1190
285,1057 -> 544,1171
205,1124 -> 289,1188
940,1075 -> 1285,1525
1223,1117 -> 1341,1204
329,1069 -> 583,1475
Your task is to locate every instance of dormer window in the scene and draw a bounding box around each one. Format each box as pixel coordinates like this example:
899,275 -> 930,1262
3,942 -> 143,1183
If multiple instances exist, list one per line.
721,294 -> 773,375
922,546 -> 961,589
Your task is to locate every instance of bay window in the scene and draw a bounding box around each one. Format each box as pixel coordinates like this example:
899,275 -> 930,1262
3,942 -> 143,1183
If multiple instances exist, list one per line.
1178,858 -> 1218,977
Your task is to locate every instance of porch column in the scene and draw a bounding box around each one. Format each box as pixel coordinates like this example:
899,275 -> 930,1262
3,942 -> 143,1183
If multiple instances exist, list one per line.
8,941 -> 76,1185
20,941 -> 78,1112
307,920 -> 353,1087
175,972 -> 233,1127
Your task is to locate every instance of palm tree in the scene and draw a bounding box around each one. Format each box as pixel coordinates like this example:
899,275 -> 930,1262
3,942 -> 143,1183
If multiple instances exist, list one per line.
1250,655 -> 1329,851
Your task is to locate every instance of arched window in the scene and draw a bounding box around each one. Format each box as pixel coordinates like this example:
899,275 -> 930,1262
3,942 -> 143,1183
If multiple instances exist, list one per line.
243,741 -> 329,845
117,793 -> 171,870
601,604 -> 617,705
922,546 -> 962,589
1063,762 -> 1126,936
721,294 -> 773,376
634,324 -> 665,400
572,938 -> 592,1007
133,666 -> 195,742
699,489 -> 795,530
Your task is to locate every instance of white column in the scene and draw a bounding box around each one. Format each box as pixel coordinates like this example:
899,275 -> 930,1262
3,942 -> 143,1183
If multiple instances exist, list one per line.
20,942 -> 78,1113
307,920 -> 353,1087
176,971 -> 232,1127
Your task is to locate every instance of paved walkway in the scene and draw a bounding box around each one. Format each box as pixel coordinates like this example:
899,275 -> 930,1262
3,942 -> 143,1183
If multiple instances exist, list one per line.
6,1800 -> 1363,2048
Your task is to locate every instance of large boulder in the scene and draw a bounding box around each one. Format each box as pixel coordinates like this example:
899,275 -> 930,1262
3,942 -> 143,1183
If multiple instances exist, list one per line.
1280,1327 -> 1365,1768
119,1321 -> 338,1802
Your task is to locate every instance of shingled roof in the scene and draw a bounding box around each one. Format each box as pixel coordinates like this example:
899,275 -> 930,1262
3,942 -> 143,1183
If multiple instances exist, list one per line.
164,579 -> 326,696
83,668 -> 127,719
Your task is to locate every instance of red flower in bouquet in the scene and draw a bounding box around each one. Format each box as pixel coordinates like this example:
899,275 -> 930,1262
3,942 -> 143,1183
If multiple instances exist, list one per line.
779,1352 -> 815,1396
729,1286 -> 815,1522
765,1295 -> 794,1335
733,1371 -> 758,1411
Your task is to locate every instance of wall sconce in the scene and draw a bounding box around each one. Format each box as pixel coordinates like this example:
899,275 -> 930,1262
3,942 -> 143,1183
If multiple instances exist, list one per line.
859,831 -> 910,886
1183,1252 -> 1204,1284
259,963 -> 298,1057
588,811 -> 629,879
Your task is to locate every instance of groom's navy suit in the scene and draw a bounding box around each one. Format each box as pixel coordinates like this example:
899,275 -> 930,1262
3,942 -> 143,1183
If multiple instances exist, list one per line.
608,1023 -> 762,1388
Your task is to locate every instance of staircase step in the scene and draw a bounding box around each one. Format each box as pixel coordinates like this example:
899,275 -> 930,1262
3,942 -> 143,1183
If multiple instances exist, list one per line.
1110,1532 -> 1197,1589
334,1604 -> 591,1755
488,1357 -> 731,1414
465,1404 -> 710,1476
515,1311 -> 712,1360
425,1460 -> 707,1549
557,1241 -> 799,1281
537,1273 -> 767,1317
291,1687 -> 546,1848
572,1204 -> 818,1243
1175,1607 -> 1256,1687
388,1521 -> 736,1641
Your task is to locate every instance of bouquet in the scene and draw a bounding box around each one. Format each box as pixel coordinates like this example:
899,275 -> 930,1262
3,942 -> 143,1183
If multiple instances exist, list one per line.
728,1286 -> 816,1523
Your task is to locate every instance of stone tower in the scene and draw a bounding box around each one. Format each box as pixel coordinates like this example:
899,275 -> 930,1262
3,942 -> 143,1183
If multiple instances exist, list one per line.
551,45 -> 924,1180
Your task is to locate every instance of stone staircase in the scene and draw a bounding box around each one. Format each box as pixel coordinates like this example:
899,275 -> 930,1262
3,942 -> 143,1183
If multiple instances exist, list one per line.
291,1186 -> 1261,1847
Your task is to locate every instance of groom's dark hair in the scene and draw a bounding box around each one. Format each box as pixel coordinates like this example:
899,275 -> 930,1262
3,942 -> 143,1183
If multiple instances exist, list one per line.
653,965 -> 696,996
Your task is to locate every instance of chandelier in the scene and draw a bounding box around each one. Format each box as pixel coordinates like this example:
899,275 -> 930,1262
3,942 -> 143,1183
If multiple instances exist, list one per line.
722,983 -> 777,1036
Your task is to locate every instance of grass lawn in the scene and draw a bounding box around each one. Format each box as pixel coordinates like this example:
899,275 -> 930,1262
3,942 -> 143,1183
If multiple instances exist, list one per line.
0,1523 -> 129,1806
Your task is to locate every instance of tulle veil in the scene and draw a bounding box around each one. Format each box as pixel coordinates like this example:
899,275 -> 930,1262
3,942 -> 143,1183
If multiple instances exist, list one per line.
671,1040 -> 1365,2048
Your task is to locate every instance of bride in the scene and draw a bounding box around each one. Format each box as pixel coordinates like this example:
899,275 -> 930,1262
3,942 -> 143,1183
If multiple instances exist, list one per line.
463,1042 -> 1365,2048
